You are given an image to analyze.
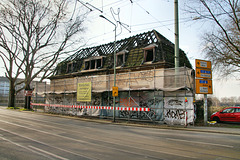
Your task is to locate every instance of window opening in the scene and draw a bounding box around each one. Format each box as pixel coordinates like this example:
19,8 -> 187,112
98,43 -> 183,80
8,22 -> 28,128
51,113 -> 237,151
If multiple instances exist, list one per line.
143,44 -> 157,63
67,62 -> 73,73
85,61 -> 90,70
96,59 -> 102,68
117,54 -> 124,66
84,56 -> 105,70
90,60 -> 95,69
145,50 -> 154,62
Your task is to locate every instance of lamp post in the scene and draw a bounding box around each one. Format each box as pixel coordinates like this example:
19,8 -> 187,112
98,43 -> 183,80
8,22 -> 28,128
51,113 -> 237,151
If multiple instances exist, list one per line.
99,15 -> 117,122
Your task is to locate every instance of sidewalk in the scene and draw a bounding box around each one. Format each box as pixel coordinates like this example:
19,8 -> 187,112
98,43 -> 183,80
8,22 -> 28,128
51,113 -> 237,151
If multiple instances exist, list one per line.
111,120 -> 240,135
184,126 -> 240,135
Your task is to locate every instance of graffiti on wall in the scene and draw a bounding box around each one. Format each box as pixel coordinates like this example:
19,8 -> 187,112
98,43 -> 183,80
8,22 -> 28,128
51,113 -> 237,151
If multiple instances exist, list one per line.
45,91 -> 195,124
165,109 -> 185,120
116,91 -> 163,121
164,97 -> 194,125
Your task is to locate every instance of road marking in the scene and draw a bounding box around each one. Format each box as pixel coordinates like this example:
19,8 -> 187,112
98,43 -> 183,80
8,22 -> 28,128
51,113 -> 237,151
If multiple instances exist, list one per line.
166,138 -> 234,148
28,145 -> 69,160
0,119 -> 196,159
0,136 -> 54,159
0,127 -> 96,160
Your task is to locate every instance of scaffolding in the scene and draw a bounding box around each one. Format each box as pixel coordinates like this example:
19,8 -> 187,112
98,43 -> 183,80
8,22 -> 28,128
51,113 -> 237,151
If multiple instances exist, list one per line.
44,67 -> 195,125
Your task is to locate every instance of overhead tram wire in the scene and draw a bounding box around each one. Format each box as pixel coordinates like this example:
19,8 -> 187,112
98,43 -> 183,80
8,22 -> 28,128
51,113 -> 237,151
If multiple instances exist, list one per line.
77,0 -> 130,23
76,0 -> 195,48
133,1 -> 174,33
82,17 -> 195,48
78,0 -> 141,26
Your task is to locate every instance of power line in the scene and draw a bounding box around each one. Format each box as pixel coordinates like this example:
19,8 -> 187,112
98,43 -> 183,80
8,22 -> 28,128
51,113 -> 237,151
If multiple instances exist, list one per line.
74,0 -> 197,48
79,17 -> 194,48
133,0 -> 174,33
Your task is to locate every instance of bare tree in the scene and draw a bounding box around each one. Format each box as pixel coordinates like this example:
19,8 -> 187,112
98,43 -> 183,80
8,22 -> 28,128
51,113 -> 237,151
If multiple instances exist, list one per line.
184,0 -> 240,77
0,29 -> 25,108
0,0 -> 87,109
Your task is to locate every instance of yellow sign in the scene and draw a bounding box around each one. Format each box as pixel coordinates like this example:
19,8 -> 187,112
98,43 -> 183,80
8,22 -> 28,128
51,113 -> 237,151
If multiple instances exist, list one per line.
195,68 -> 212,79
195,79 -> 213,94
112,86 -> 118,97
195,59 -> 211,69
77,82 -> 91,102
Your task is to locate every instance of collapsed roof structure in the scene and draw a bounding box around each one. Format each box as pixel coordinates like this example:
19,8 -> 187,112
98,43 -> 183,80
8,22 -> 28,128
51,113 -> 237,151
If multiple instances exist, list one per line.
53,29 -> 192,78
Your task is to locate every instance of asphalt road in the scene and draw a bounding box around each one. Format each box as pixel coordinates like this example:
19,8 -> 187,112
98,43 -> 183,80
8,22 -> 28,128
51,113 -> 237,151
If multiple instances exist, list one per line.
0,108 -> 240,160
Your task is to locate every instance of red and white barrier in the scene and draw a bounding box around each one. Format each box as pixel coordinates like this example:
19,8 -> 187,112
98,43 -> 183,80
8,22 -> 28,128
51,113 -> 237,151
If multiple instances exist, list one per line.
31,103 -> 150,112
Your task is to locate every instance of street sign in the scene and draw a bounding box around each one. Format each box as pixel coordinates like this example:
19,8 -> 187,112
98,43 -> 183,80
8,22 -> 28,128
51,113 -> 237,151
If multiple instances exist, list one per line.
195,68 -> 212,79
112,86 -> 118,97
195,79 -> 213,94
24,90 -> 33,96
195,59 -> 211,69
195,59 -> 213,125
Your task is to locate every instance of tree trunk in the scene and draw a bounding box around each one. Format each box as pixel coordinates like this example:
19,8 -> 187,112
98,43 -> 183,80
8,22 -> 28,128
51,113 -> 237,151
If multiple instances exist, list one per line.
24,83 -> 32,110
8,80 -> 15,108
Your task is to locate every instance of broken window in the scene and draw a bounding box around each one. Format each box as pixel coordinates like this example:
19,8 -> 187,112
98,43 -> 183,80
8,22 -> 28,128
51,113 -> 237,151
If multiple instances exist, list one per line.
143,44 -> 157,63
90,60 -> 95,69
67,62 -> 73,73
84,56 -> 105,70
117,54 -> 124,66
96,59 -> 102,68
84,61 -> 90,70
145,50 -> 154,62
116,50 -> 128,67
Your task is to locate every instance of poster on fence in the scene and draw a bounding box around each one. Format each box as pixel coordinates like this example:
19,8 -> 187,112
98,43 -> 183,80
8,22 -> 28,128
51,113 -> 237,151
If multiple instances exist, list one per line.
77,82 -> 92,102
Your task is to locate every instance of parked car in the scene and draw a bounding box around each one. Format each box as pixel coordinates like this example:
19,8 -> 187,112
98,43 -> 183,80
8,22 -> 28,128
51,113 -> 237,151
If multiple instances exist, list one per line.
210,107 -> 240,123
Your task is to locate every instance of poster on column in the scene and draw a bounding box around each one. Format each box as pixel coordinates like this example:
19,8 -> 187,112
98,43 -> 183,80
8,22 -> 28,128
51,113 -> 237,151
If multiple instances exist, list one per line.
77,82 -> 92,102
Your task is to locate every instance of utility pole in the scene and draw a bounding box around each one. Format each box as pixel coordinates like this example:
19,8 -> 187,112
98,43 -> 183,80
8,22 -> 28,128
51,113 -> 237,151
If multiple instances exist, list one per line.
174,0 -> 179,90
174,0 -> 179,69
99,15 -> 117,122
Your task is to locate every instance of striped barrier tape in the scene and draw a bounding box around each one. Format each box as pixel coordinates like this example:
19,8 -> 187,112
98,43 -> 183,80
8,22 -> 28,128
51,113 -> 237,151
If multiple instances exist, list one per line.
31,103 -> 150,112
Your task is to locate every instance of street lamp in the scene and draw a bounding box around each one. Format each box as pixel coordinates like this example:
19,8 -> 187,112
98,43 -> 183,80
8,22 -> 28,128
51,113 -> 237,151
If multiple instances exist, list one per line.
99,15 -> 117,122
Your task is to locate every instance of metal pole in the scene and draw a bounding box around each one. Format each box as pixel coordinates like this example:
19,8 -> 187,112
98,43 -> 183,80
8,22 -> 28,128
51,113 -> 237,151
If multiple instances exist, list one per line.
204,94 -> 208,125
174,0 -> 179,89
113,25 -> 116,122
174,0 -> 179,68
99,15 -> 117,122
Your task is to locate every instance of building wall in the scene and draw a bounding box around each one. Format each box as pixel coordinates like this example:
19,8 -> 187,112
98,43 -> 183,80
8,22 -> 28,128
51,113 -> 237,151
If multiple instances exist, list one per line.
50,67 -> 194,93
0,76 -> 49,106
0,77 -> 9,97
47,67 -> 195,124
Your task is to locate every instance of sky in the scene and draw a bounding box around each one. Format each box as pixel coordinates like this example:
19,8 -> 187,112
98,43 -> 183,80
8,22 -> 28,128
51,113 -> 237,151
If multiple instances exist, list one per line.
0,0 -> 239,99
78,0 -> 240,99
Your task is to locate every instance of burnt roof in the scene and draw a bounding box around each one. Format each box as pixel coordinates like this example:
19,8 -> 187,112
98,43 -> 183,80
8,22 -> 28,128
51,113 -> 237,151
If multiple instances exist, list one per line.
53,29 -> 192,78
